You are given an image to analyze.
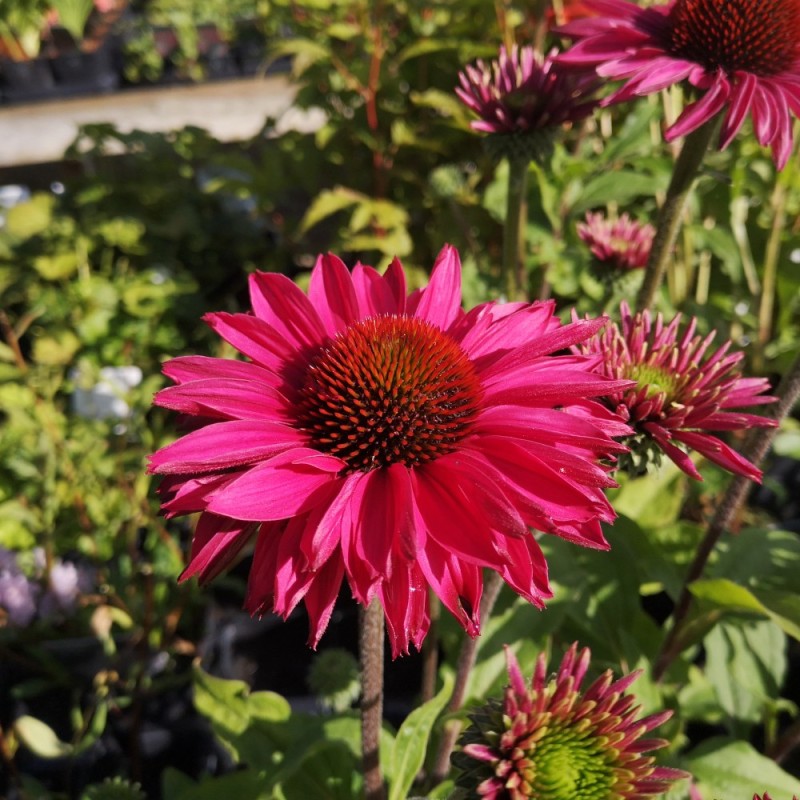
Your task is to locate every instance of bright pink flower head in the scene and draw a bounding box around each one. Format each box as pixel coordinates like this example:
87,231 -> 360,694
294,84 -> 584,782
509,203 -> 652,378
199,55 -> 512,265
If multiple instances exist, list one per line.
149,246 -> 633,656
577,211 -> 655,272
456,45 -> 601,137
454,643 -> 689,799
576,302 -> 776,481
557,0 -> 800,169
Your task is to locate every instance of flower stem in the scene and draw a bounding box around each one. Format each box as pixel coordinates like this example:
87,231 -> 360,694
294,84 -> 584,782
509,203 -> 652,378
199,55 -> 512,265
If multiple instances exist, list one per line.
636,118 -> 718,311
502,156 -> 529,301
360,598 -> 386,800
653,350 -> 800,682
430,570 -> 504,783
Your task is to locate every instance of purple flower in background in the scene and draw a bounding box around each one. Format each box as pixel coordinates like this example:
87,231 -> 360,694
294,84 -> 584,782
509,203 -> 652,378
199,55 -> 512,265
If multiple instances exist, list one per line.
0,571 -> 39,626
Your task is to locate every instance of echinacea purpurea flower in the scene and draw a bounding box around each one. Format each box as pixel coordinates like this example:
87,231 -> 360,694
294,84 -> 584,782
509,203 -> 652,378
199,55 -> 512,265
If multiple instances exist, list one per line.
149,246 -> 633,656
456,45 -> 601,161
453,643 -> 689,798
557,0 -> 800,168
576,302 -> 776,480
577,212 -> 655,272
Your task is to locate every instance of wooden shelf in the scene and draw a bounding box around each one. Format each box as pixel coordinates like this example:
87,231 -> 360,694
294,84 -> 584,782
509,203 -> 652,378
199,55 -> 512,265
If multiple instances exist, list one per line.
0,74 -> 322,168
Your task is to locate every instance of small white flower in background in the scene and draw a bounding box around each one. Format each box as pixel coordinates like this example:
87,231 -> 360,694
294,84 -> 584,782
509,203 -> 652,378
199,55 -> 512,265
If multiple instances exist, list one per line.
71,366 -> 143,421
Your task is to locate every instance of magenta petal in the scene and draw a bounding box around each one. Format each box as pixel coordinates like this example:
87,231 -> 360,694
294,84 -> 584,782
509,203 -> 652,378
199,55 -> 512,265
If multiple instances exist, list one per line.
245,521 -> 282,614
305,554 -> 345,648
308,253 -> 359,336
162,355 -> 275,385
155,379 -> 287,420
674,430 -> 763,482
379,562 -> 430,657
413,244 -> 463,330
206,448 -> 344,521
412,464 -> 506,568
351,263 -> 398,316
666,74 -> 730,142
720,72 -> 757,149
180,514 -> 255,584
416,540 -> 482,636
149,420 -> 303,475
204,312 -> 298,376
248,271 -> 327,349
382,256 -> 408,312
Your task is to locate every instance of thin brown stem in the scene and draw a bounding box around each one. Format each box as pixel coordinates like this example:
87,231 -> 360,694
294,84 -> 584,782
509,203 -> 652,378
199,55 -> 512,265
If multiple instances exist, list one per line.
420,592 -> 441,704
0,310 -> 27,373
653,351 -> 800,681
360,599 -> 386,800
767,715 -> 800,764
636,118 -> 718,311
430,570 -> 504,783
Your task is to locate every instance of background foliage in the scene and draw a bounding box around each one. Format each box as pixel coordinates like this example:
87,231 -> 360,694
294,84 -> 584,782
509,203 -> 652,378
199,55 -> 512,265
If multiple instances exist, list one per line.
1,0 -> 799,798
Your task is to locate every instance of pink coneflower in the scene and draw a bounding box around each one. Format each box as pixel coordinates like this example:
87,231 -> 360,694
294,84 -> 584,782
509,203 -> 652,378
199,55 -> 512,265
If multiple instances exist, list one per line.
454,643 -> 689,799
576,302 -> 776,480
149,246 -> 633,656
456,45 -> 600,160
577,212 -> 655,272
557,0 -> 800,168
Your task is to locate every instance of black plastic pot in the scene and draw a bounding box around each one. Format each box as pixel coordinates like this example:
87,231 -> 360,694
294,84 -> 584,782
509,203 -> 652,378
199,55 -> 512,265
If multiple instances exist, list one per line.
0,57 -> 57,103
50,42 -> 120,97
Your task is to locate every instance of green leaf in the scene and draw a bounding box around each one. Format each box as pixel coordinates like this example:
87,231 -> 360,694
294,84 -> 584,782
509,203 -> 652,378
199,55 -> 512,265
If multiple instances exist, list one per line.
687,738 -> 800,797
276,739 -> 360,800
162,769 -> 271,800
5,194 -> 55,239
33,252 -> 79,280
298,187 -> 365,234
690,577 -> 800,641
389,672 -> 453,800
14,716 -> 73,758
609,461 -> 686,530
704,619 -> 786,726
570,169 -> 668,214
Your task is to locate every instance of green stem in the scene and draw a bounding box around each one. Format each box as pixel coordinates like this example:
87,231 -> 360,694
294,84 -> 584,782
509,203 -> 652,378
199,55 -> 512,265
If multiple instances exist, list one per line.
636,118 -> 718,311
653,349 -> 800,682
360,599 -> 386,800
430,570 -> 504,783
502,156 -> 529,301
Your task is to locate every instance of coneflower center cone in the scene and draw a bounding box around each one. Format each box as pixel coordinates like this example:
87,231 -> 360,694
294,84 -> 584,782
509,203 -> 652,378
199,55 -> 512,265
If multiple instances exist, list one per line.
296,315 -> 482,472
527,722 -> 617,798
667,0 -> 800,76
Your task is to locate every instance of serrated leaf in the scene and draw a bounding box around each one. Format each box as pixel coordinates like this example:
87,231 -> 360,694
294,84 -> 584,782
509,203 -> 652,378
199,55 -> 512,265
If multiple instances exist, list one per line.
688,738 -> 800,797
14,716 -> 73,758
389,672 -> 453,800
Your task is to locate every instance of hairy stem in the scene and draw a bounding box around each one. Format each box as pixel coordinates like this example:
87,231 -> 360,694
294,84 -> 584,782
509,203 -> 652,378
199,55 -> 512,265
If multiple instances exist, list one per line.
430,570 -> 504,783
653,350 -> 800,681
360,599 -> 386,800
636,118 -> 718,311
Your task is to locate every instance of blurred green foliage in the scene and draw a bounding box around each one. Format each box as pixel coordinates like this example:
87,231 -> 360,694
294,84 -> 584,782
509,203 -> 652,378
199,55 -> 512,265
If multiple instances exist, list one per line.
1,0 -> 799,797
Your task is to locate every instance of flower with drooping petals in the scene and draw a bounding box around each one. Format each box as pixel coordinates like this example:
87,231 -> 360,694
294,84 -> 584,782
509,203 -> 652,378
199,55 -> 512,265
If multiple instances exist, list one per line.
577,212 -> 655,272
576,302 -> 776,480
557,0 -> 800,168
456,45 -> 601,161
148,246 -> 633,656
453,643 -> 689,799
